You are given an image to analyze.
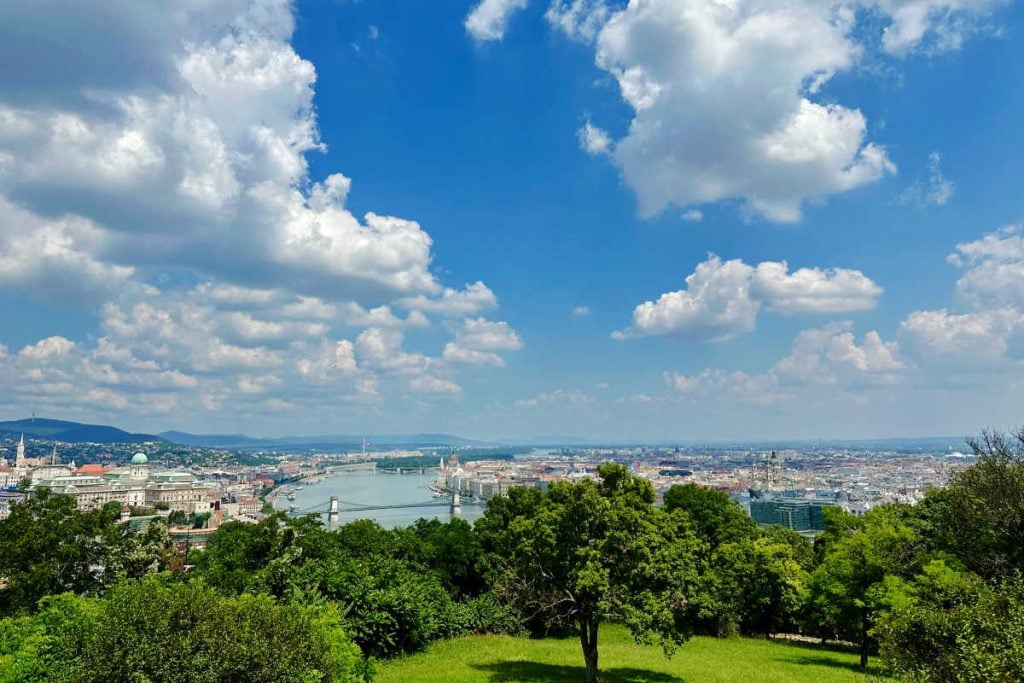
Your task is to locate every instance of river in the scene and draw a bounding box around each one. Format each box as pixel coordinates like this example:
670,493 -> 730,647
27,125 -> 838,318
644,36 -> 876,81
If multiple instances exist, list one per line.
273,469 -> 485,528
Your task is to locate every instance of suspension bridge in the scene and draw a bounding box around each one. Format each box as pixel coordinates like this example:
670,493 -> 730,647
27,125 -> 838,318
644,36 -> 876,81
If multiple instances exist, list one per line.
285,489 -> 463,522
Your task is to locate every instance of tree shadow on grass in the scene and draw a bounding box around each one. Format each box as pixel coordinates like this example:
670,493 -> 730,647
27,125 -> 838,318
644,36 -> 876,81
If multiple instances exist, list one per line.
783,655 -> 866,674
471,661 -> 685,682
778,655 -> 884,679
764,640 -> 873,675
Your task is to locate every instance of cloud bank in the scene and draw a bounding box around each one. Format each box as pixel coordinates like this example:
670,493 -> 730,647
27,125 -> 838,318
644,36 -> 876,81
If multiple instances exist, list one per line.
0,0 -> 522,427
475,0 -> 1005,221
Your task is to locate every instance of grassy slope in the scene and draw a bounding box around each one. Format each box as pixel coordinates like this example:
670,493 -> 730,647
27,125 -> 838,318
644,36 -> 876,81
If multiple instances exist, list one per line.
377,625 -> 877,683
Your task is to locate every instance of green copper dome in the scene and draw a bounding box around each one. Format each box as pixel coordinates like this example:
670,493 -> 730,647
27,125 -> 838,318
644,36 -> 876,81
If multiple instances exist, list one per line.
131,452 -> 148,465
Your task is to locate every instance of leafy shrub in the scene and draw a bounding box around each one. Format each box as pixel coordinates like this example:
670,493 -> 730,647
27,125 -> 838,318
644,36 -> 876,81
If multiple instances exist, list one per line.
874,564 -> 1024,682
0,578 -> 370,682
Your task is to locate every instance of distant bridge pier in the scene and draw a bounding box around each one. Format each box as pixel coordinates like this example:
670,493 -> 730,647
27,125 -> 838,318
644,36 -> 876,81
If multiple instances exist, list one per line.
327,496 -> 339,524
450,490 -> 461,517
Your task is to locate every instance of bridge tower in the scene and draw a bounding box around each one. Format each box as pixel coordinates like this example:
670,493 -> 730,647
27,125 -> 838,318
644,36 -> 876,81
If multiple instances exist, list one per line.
327,496 -> 340,524
450,489 -> 461,517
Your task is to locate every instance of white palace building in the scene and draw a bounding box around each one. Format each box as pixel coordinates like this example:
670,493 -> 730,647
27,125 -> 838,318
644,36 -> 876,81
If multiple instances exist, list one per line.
27,448 -> 213,513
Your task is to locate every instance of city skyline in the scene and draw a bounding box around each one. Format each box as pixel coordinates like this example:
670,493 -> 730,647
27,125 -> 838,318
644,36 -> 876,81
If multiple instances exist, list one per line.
0,0 -> 1022,440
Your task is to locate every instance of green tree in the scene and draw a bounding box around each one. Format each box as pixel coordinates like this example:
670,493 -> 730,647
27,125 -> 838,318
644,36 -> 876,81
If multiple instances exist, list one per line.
394,518 -> 485,596
919,428 -> 1024,581
191,511 -> 212,529
334,518 -> 396,557
0,614 -> 51,682
0,578 -> 371,682
190,514 -> 292,594
808,505 -> 923,669
662,483 -> 756,548
167,510 -> 188,526
98,519 -> 175,586
713,535 -> 809,637
874,561 -> 1024,682
661,486 -> 782,638
291,554 -> 464,658
758,524 -> 816,572
0,491 -> 122,614
477,464 -> 700,683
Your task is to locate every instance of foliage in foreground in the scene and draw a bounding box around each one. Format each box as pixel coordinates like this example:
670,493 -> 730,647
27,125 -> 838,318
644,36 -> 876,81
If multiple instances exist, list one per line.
0,490 -> 176,615
874,562 -> 1024,682
190,514 -> 520,659
866,429 -> 1024,682
0,577 -> 369,683
3,428 -> 1024,682
805,427 -> 1024,681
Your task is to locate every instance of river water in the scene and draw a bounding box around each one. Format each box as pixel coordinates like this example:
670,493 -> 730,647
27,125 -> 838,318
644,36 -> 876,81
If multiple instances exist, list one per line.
274,470 -> 485,528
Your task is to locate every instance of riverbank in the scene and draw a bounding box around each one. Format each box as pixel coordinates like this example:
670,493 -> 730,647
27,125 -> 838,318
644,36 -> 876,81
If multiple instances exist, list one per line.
271,469 -> 485,528
264,469 -> 337,507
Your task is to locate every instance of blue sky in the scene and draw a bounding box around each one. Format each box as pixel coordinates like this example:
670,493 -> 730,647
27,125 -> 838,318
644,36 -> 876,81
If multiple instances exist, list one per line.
0,0 -> 1022,440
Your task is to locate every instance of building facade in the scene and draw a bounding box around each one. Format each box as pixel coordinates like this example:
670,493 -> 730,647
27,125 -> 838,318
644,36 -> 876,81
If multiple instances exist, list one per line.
749,498 -> 831,532
30,452 -> 212,513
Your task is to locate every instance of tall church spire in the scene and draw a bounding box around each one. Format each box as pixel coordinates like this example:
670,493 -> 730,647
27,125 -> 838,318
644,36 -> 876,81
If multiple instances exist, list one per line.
15,434 -> 25,466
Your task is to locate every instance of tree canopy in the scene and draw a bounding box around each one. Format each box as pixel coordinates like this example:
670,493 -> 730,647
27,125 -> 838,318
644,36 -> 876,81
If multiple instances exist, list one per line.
0,578 -> 369,683
0,489 -> 173,615
477,463 -> 700,683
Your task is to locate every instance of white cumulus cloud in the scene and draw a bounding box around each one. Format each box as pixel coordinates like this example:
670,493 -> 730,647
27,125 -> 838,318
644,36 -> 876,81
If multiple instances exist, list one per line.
399,281 -> 499,316
663,321 -> 903,406
578,120 -> 612,156
614,254 -> 881,340
752,261 -> 883,314
537,0 -> 1004,221
443,317 -> 524,367
899,308 -> 1024,364
466,0 -> 529,41
0,0 -> 514,425
948,224 -> 1024,310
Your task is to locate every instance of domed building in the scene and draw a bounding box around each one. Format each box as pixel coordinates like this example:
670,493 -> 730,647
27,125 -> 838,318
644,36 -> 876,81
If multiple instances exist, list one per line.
129,452 -> 149,482
31,450 -> 213,513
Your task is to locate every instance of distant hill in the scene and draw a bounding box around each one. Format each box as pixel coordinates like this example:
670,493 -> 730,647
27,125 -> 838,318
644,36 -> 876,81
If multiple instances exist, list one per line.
158,431 -> 277,448
496,435 -> 598,446
160,430 -> 492,449
3,418 -> 964,452
274,433 -> 488,447
0,418 -> 162,444
495,435 -> 971,449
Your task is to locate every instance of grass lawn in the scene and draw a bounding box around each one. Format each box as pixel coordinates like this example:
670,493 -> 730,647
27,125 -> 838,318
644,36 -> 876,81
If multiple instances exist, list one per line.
377,625 -> 879,682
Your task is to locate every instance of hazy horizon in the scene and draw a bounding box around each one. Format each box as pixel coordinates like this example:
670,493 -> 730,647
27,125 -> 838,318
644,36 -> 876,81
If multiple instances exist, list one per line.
0,414 -> 984,448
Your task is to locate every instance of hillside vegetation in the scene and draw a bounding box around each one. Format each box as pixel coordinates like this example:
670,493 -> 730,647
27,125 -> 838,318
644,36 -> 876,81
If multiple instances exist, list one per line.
0,417 -> 159,443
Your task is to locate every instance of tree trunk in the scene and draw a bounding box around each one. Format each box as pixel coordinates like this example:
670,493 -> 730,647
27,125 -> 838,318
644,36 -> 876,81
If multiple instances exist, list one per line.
859,607 -> 869,670
579,615 -> 599,683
